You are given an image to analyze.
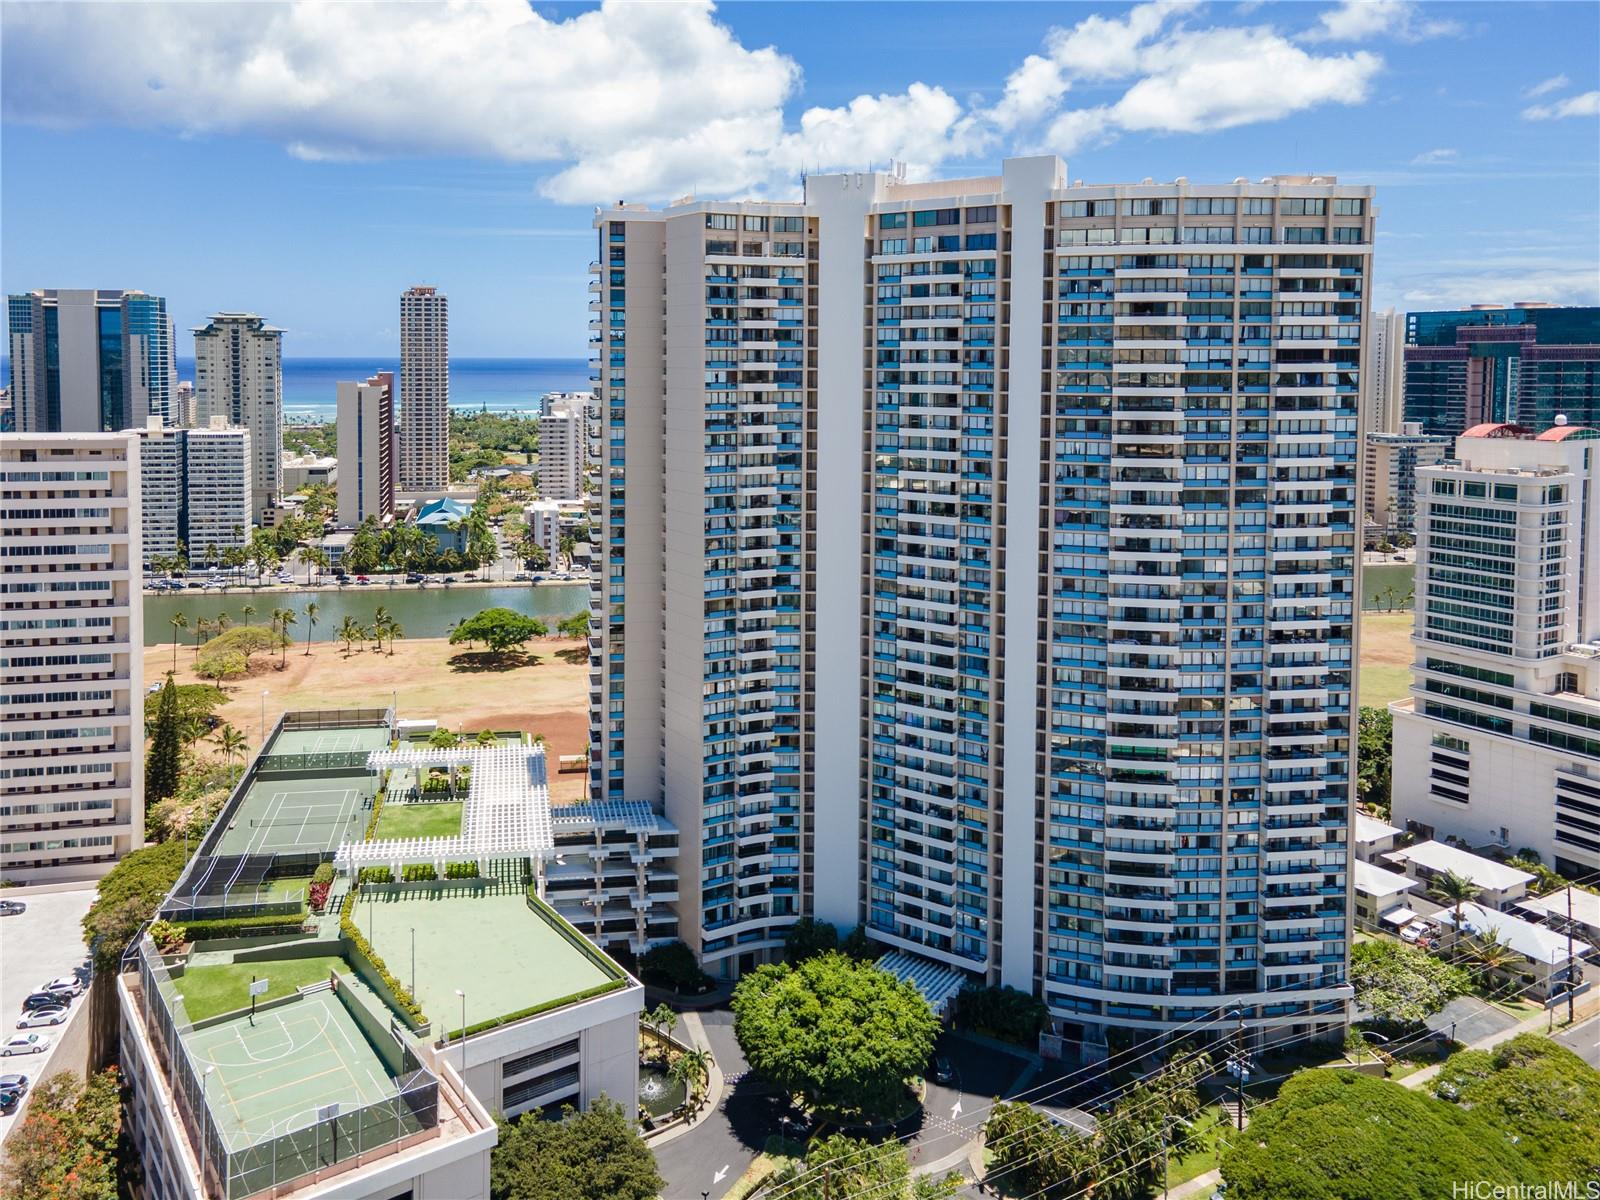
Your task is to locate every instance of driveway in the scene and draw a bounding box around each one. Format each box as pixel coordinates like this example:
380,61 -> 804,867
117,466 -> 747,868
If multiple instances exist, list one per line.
1553,1015 -> 1599,1068
652,1016 -> 1036,1198
1426,995 -> 1519,1045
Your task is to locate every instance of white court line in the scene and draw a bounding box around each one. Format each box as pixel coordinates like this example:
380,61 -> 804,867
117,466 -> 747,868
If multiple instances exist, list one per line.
324,1000 -> 396,1096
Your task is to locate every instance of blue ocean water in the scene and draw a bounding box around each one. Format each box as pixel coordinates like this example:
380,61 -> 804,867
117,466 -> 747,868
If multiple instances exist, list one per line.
171,356 -> 591,422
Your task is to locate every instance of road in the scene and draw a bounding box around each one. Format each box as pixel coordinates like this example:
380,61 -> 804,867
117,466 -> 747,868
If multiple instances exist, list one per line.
653,1013 -> 1042,1200
1553,1014 -> 1599,1068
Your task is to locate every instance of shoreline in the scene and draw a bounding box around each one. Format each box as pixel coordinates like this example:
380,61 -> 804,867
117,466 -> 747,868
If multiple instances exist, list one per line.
144,575 -> 589,597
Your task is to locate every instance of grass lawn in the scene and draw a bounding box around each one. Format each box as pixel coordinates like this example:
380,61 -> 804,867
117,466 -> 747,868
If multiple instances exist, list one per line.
1161,1103 -> 1233,1191
178,955 -> 348,1021
371,801 -> 464,841
261,875 -> 311,904
1360,611 -> 1414,709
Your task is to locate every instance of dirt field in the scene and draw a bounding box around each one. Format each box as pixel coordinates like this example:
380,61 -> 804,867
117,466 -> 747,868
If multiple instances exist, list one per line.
1360,610 -> 1414,711
145,636 -> 593,803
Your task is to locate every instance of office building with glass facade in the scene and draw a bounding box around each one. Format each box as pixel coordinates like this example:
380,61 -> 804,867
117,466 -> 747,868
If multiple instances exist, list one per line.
591,158 -> 1369,1053
1404,304 -> 1600,436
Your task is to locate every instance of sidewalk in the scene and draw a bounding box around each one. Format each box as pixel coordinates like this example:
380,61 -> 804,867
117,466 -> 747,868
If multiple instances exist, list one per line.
1402,987 -> 1600,1091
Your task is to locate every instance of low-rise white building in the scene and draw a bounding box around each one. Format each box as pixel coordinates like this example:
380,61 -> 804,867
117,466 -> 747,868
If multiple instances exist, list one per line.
1381,840 -> 1534,912
282,452 -> 337,492
1353,858 -> 1420,927
1431,901 -> 1584,1003
0,433 -> 144,883
1514,887 -> 1600,953
1354,813 -> 1403,864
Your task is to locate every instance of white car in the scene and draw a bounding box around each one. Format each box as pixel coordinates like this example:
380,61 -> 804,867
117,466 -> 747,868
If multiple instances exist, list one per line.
41,976 -> 83,997
1400,921 -> 1430,944
0,1034 -> 51,1057
16,1009 -> 68,1029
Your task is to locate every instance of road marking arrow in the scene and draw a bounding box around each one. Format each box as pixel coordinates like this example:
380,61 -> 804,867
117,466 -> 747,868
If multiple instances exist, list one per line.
713,1164 -> 730,1184
951,1099 -> 963,1119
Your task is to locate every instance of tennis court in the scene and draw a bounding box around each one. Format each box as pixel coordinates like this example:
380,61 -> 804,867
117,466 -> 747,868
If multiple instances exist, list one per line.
214,774 -> 377,857
186,990 -> 399,1146
271,726 -> 391,757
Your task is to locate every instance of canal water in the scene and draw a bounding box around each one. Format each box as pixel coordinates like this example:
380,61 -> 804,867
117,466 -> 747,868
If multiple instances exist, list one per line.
142,583 -> 588,646
1361,562 -> 1416,611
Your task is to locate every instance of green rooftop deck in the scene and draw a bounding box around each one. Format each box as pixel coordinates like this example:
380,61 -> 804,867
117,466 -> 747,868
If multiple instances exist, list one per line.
350,882 -> 623,1036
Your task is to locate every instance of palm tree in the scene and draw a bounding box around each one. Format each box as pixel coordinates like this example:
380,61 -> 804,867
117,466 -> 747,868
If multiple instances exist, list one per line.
302,545 -> 330,584
382,616 -> 403,655
169,612 -> 188,674
241,603 -> 257,627
668,1047 -> 712,1104
337,616 -> 366,656
1428,869 -> 1482,957
277,609 -> 297,668
1461,929 -> 1522,991
214,723 -> 247,763
303,601 -> 320,655
373,606 -> 393,653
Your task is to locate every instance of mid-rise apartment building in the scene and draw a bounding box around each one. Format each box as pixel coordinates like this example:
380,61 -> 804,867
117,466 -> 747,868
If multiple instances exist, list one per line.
537,398 -> 586,500
193,312 -> 284,521
337,371 -> 397,526
1362,421 -> 1452,539
1392,420 -> 1600,879
400,286 -> 449,491
1364,307 -> 1405,437
1404,304 -> 1600,435
592,157 -> 1370,1050
131,417 -> 253,570
7,289 -> 175,432
0,433 -> 144,882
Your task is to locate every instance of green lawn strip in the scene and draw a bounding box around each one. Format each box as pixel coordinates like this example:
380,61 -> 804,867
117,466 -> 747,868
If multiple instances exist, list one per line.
371,801 -> 464,841
178,956 -> 348,1022
262,875 -> 311,904
1163,1103 -> 1233,1190
1356,663 -> 1413,709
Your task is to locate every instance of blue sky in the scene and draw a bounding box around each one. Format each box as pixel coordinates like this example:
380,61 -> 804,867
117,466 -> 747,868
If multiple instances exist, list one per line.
3,0 -> 1597,358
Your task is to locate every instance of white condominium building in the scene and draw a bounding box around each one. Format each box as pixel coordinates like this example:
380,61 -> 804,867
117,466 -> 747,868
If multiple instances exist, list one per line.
336,371 -> 397,527
1392,420 -> 1600,879
538,399 -> 585,500
592,156 -> 1372,1051
400,286 -> 449,491
1363,307 -> 1405,438
0,433 -> 144,882
193,312 -> 284,521
131,417 -> 252,570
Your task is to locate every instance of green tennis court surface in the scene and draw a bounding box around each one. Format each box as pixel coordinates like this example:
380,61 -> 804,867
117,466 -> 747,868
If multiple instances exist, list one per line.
212,774 -> 377,856
185,990 -> 398,1145
271,727 -> 392,756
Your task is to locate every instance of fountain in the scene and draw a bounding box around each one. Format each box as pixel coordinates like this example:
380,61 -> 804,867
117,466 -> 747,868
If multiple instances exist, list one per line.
638,1064 -> 687,1119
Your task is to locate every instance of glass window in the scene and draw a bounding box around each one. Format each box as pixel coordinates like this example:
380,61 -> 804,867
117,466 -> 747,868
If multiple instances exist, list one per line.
1333,198 -> 1365,216
1122,197 -> 1177,216
1332,227 -> 1364,244
1184,198 -> 1236,215
880,213 -> 907,230
1280,198 -> 1326,216
743,215 -> 767,231
773,216 -> 805,233
706,213 -> 737,230
965,205 -> 998,223
1242,198 -> 1272,215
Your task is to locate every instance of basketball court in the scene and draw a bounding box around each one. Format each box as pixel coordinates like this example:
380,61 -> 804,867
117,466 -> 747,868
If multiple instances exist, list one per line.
185,989 -> 399,1148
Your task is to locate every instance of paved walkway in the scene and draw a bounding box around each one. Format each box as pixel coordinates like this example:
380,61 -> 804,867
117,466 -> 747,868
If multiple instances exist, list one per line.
645,1010 -> 726,1150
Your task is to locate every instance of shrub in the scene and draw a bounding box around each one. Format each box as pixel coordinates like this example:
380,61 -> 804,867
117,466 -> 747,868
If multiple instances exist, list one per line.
358,866 -> 394,884
444,861 -> 480,879
954,983 -> 1048,1046
308,881 -> 332,913
338,887 -> 425,1025
148,919 -> 187,953
639,940 -> 714,993
83,838 -> 190,970
402,864 -> 437,882
311,863 -> 336,885
179,912 -> 308,940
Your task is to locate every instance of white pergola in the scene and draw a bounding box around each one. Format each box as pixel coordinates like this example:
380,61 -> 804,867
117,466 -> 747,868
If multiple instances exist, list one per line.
335,743 -> 555,885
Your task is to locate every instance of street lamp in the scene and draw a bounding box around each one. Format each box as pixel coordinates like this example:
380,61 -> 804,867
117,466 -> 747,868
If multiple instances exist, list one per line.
260,690 -> 270,749
410,926 -> 416,998
455,988 -> 467,1075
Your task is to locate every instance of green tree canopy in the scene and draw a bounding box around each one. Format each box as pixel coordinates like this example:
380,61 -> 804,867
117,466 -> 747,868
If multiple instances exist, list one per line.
142,682 -> 226,739
1356,706 -> 1393,818
784,915 -> 839,962
0,1067 -> 123,1200
779,1133 -> 960,1199
1350,939 -> 1471,1027
732,952 -> 939,1118
82,839 -> 189,970
557,612 -> 590,640
488,1097 -> 660,1200
449,607 -> 547,655
145,676 -> 183,807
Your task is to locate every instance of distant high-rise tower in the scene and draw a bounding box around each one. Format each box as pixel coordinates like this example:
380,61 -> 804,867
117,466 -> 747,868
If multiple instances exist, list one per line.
1364,308 -> 1405,437
537,398 -> 585,500
400,286 -> 449,491
192,312 -> 284,522
131,416 -> 252,570
337,372 -> 397,526
6,289 -> 174,432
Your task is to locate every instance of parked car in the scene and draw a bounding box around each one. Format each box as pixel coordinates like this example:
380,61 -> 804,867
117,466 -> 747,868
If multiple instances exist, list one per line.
42,976 -> 83,998
20,992 -> 61,1013
0,1074 -> 28,1111
442,575 -> 457,584
1400,921 -> 1430,944
0,900 -> 26,917
186,581 -> 206,589
929,1055 -> 954,1085
405,573 -> 424,583
16,1008 -> 68,1029
0,1034 -> 51,1057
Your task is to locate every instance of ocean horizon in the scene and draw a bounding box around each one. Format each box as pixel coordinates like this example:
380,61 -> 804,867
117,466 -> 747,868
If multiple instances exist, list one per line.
0,356 -> 592,423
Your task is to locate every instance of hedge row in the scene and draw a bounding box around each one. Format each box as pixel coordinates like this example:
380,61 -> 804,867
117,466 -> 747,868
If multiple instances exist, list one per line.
443,977 -> 627,1043
179,911 -> 309,940
363,785 -> 386,842
339,886 -> 427,1025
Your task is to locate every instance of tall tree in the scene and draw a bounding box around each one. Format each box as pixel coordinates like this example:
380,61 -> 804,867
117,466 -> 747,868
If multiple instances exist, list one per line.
168,611 -> 188,674
277,608 -> 297,667
303,601 -> 320,655
213,724 -> 247,763
145,676 -> 183,805
784,1133 -> 960,1200
337,615 -> 366,655
240,603 -> 256,627
489,1098 -> 661,1200
1429,869 -> 1482,954
448,608 -> 547,658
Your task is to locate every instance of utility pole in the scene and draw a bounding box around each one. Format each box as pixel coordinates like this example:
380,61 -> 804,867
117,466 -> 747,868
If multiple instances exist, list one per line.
1232,1009 -> 1247,1131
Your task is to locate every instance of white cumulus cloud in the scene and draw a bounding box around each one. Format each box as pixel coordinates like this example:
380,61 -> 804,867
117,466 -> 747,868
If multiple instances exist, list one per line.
1525,73 -> 1571,98
1304,0 -> 1461,43
1522,91 -> 1600,121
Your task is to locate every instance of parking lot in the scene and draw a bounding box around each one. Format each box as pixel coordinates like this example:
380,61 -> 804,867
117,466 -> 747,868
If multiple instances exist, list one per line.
0,887 -> 97,1143
1424,995 -> 1520,1045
